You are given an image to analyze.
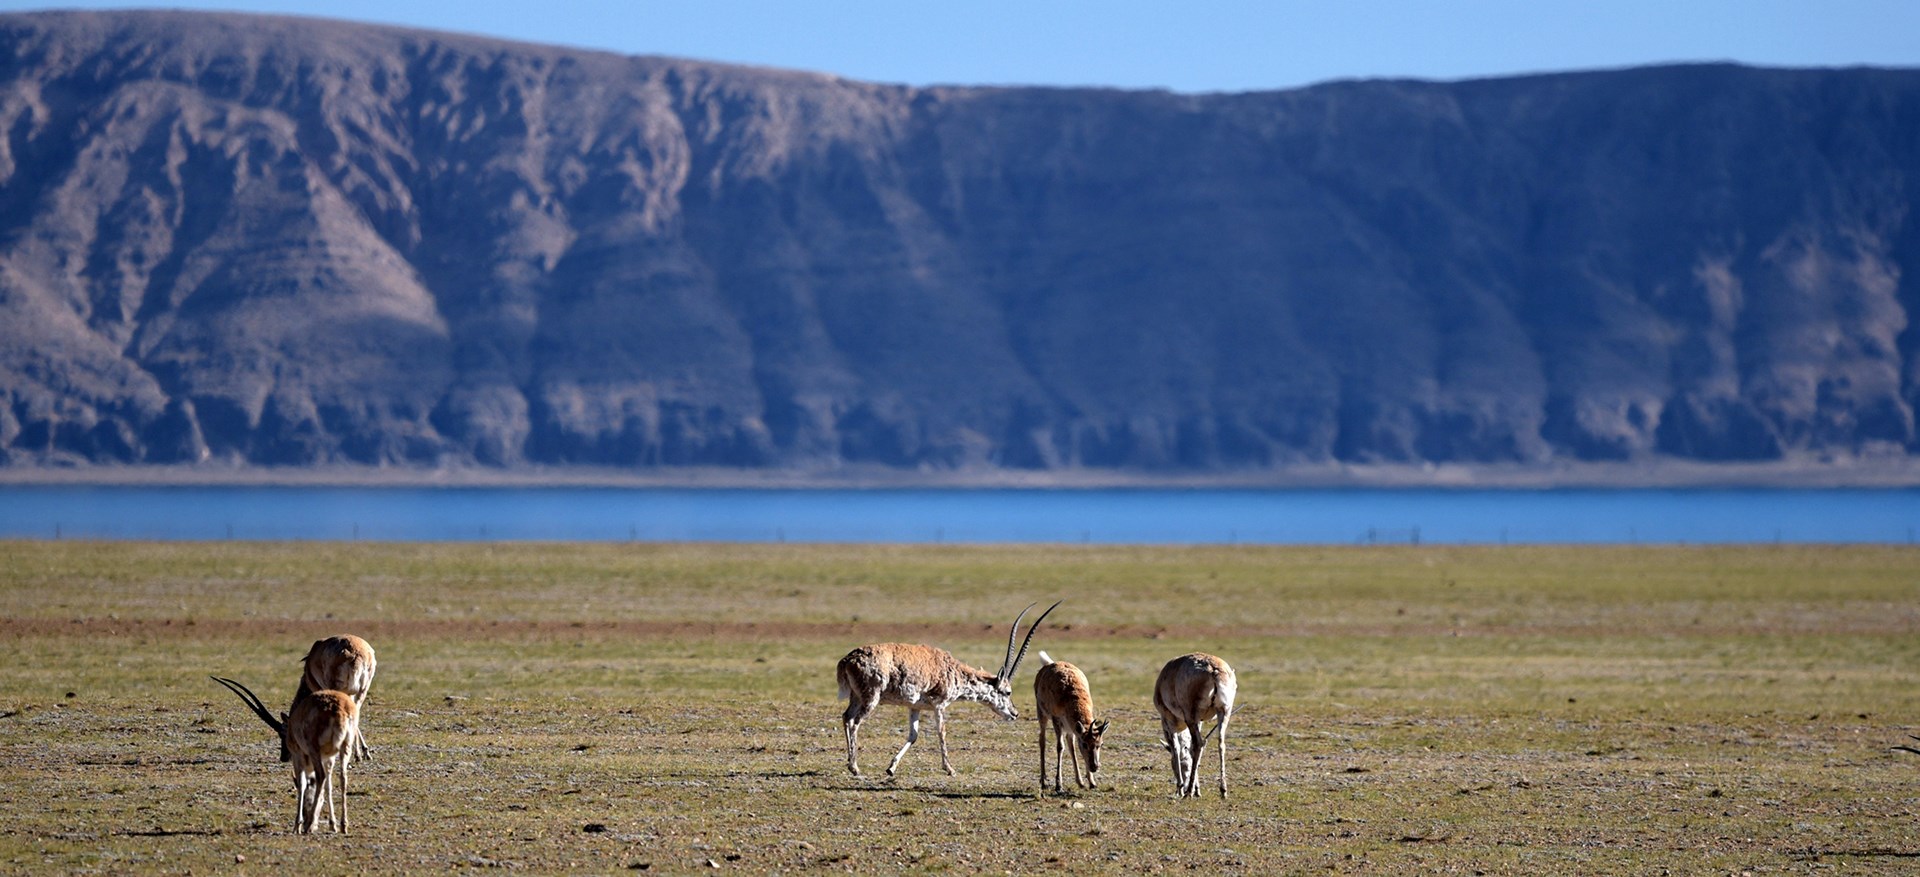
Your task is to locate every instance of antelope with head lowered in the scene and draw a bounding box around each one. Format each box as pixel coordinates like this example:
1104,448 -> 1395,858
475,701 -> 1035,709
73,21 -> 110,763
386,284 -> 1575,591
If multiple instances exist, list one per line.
838,601 -> 1060,777
211,676 -> 361,833
1154,652 -> 1237,798
295,635 -> 376,760
1033,651 -> 1108,794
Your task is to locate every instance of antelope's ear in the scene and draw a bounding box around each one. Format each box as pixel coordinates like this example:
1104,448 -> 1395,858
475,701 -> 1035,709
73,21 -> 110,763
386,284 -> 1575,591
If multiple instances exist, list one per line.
1093,720 -> 1110,734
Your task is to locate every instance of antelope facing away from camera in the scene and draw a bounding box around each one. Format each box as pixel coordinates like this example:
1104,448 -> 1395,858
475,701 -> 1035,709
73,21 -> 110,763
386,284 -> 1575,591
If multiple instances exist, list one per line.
296,635 -> 376,760
212,676 -> 361,833
1154,652 -> 1237,798
838,601 -> 1060,777
1033,651 -> 1107,794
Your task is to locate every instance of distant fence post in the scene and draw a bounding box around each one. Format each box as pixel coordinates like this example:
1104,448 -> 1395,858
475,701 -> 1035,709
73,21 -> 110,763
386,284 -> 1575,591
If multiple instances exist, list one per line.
1362,526 -> 1422,546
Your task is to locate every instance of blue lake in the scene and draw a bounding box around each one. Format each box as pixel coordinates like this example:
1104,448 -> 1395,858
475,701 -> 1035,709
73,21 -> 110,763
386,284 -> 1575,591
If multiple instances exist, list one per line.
1,485 -> 1917,544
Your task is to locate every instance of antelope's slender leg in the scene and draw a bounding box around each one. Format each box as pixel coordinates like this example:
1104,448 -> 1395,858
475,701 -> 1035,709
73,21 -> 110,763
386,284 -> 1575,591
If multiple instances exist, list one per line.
1162,724 -> 1180,795
844,719 -> 862,776
340,752 -> 351,833
843,690 -> 878,776
886,710 -> 921,776
304,769 -> 319,833
1182,721 -> 1198,798
1038,714 -> 1049,792
934,707 -> 956,776
323,760 -> 338,832
310,761 -> 331,834
1216,712 -> 1231,799
1066,728 -> 1084,788
294,770 -> 309,833
354,692 -> 371,760
1052,721 -> 1067,790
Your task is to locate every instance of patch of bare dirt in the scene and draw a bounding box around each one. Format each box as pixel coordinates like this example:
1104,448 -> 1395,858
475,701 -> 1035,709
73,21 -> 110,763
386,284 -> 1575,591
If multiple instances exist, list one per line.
4,615 -> 1912,643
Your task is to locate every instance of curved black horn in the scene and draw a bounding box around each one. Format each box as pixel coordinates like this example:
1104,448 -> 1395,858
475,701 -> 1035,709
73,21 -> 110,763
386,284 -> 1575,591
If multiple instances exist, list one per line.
998,602 -> 1037,679
210,675 -> 284,735
1002,600 -> 1061,682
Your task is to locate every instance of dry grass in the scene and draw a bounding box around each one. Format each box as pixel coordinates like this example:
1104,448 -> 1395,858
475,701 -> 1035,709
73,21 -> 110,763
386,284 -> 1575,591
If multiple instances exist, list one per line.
2,541 -> 1918,873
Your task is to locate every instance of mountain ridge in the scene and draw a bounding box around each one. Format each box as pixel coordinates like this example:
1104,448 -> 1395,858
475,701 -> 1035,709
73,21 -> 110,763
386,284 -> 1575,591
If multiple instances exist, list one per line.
2,10 -> 1918,480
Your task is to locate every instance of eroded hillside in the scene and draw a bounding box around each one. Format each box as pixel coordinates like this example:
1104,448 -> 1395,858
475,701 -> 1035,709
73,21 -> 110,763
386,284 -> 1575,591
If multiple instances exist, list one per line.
2,11 -> 1916,474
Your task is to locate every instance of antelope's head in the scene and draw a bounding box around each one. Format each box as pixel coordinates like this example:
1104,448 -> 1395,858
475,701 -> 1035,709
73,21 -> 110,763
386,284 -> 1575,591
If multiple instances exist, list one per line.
211,676 -> 292,762
1082,718 -> 1110,778
989,600 -> 1062,720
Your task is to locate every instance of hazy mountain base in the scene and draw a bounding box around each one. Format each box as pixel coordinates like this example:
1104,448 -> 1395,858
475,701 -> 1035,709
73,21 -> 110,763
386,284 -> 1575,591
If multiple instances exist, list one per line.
3,457 -> 1919,489
3,11 -> 1920,479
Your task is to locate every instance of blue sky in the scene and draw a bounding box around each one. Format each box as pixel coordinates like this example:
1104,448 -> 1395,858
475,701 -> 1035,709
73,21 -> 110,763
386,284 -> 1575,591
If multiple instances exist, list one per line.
10,1 -> 1920,92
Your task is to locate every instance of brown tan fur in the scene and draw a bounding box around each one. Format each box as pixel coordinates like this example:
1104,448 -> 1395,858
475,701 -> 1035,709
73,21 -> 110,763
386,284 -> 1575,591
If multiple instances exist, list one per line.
1033,651 -> 1107,793
293,635 -> 376,761
288,690 -> 359,834
211,676 -> 363,834
1153,652 -> 1237,798
837,601 -> 1058,777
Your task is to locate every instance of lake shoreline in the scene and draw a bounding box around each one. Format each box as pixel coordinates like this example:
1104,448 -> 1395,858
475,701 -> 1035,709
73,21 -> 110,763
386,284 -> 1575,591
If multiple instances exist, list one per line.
3,458 -> 1920,490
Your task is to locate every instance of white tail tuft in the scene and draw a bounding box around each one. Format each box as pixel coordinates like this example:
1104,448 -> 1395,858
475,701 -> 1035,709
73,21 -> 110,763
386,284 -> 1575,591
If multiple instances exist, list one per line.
1038,651 -> 1054,666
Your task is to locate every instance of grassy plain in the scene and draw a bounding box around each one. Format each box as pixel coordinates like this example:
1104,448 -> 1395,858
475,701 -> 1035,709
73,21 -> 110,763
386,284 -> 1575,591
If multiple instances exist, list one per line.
1,541 -> 1917,874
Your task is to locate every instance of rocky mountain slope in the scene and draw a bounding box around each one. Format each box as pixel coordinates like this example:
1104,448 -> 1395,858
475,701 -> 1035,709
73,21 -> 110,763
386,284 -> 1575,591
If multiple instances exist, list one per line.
3,10 -> 1918,475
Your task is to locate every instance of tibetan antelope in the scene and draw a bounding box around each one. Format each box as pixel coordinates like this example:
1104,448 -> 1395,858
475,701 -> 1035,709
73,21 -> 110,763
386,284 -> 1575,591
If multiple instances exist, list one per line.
212,676 -> 362,833
1033,651 -> 1107,794
1154,652 -> 1237,798
295,635 -> 376,760
838,600 -> 1060,777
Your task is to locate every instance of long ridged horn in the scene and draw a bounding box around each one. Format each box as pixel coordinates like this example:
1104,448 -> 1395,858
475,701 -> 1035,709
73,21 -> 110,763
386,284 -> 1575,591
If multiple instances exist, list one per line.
1000,600 -> 1062,683
211,675 -> 284,735
998,602 -> 1037,680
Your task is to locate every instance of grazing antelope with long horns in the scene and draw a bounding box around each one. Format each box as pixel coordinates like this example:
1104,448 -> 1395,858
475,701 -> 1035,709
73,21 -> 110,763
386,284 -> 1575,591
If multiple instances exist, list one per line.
1033,651 -> 1107,794
295,635 -> 376,760
838,600 -> 1060,777
212,676 -> 361,833
1154,652 -> 1237,798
